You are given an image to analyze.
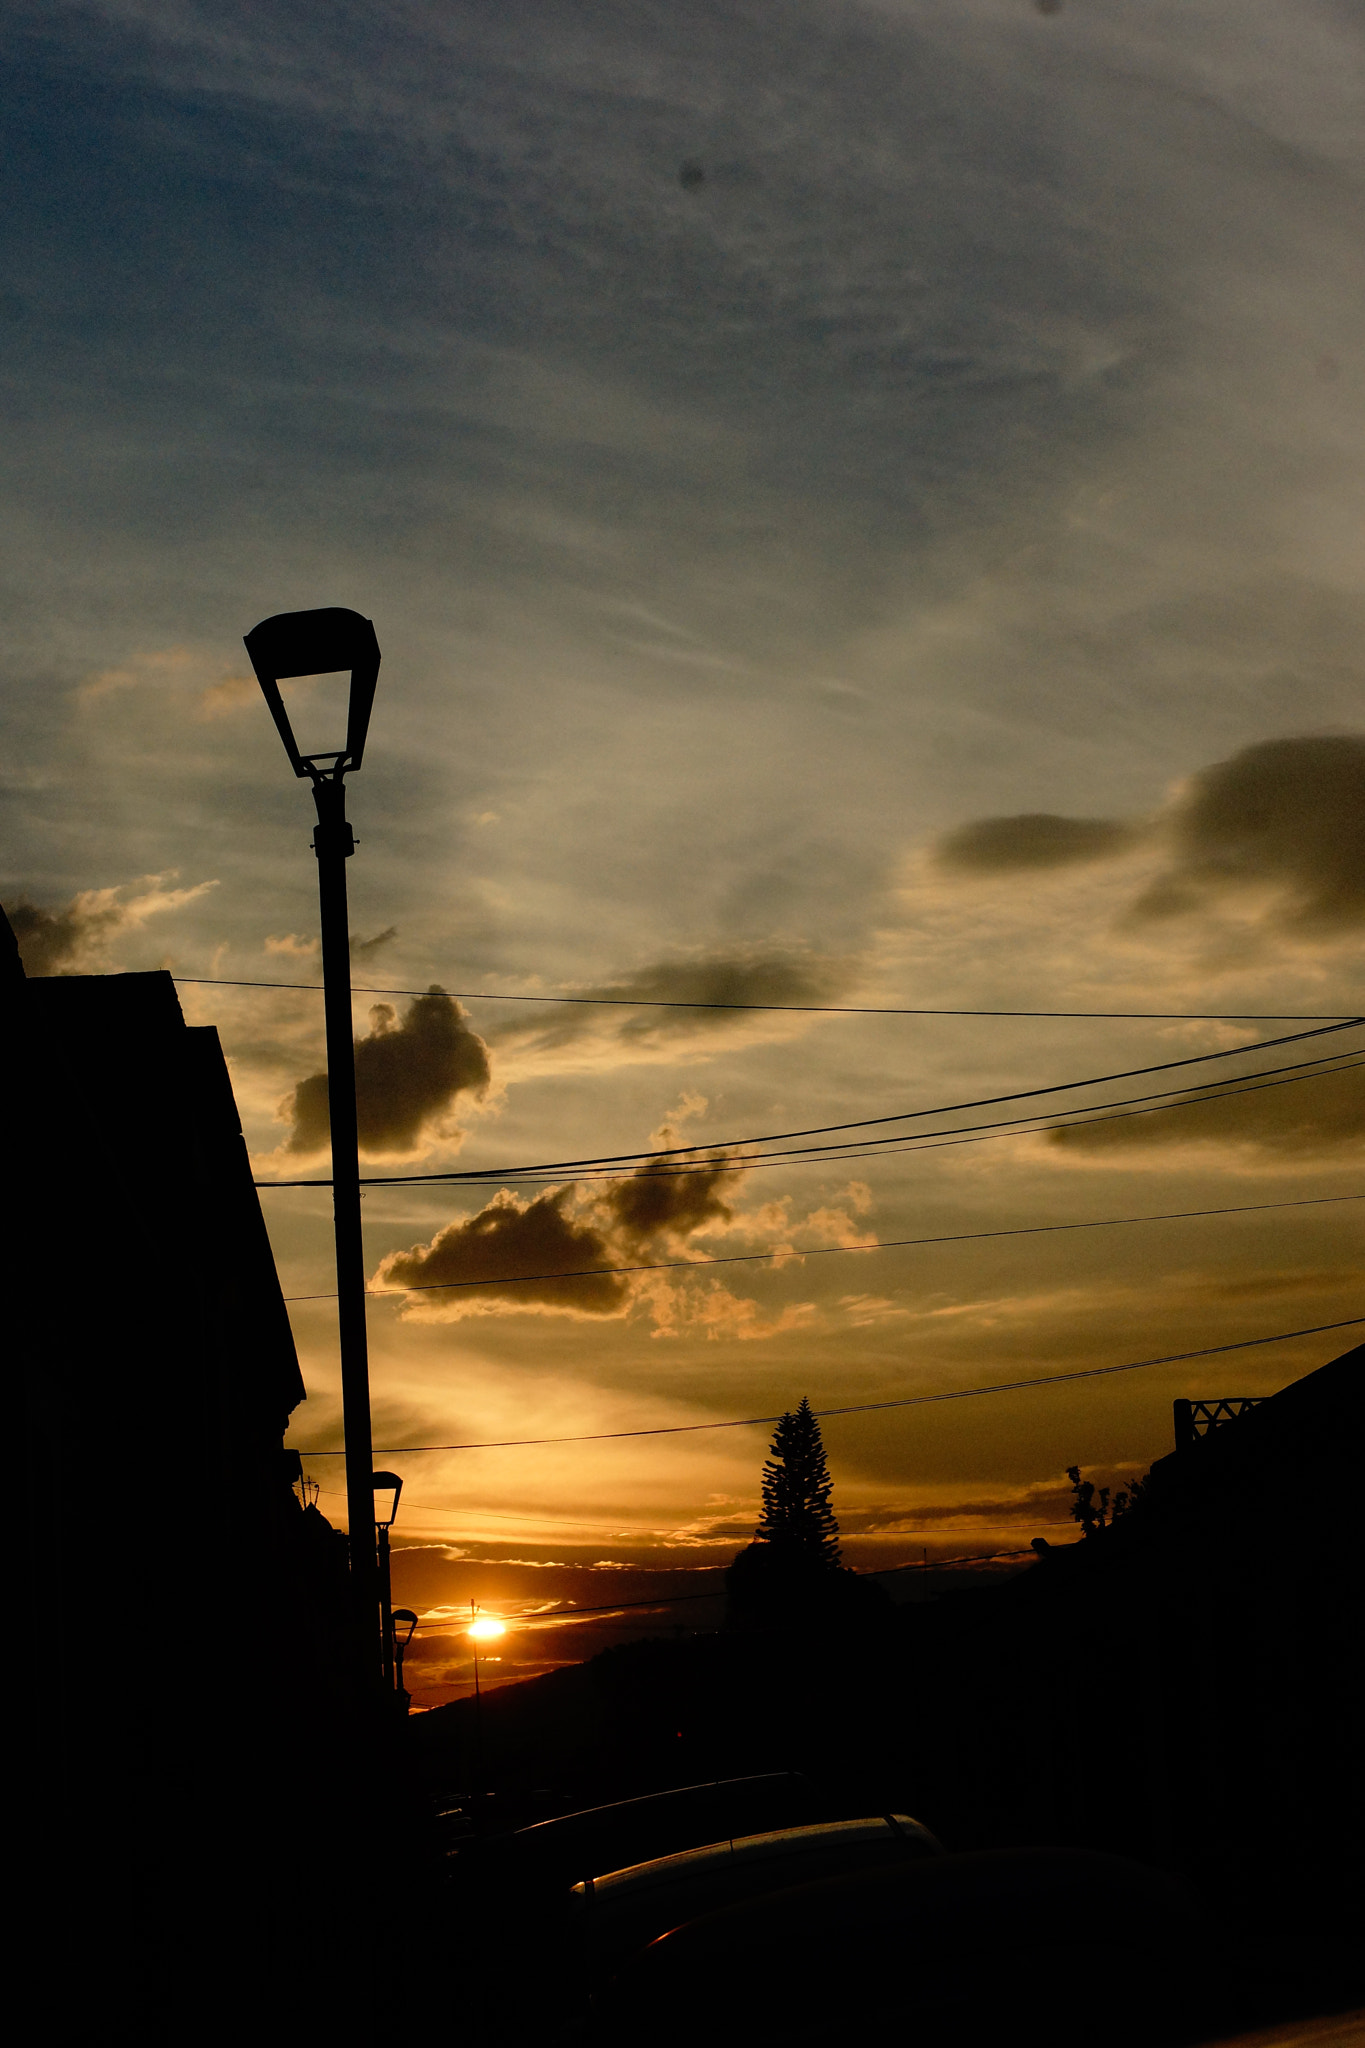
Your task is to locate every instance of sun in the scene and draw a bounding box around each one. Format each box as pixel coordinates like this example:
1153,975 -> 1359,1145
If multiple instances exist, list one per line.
467,1616 -> 506,1641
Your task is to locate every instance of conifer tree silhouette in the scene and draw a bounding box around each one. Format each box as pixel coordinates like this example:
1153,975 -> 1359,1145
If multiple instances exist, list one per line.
755,1398 -> 842,1569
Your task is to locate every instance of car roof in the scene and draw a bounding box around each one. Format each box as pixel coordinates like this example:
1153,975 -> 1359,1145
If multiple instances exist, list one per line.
573,1814 -> 941,1903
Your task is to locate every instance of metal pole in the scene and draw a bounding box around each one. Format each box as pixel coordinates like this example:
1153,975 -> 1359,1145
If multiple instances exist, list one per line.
378,1524 -> 395,1693
471,1600 -> 485,1803
311,773 -> 380,1691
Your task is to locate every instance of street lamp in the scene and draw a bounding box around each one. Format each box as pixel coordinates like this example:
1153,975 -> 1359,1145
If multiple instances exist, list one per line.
392,1609 -> 417,1714
245,605 -> 383,1692
467,1607 -> 506,1802
372,1471 -> 403,1695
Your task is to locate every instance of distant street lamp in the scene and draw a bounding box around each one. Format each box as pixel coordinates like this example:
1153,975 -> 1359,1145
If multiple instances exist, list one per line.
467,1607 -> 506,1799
392,1609 -> 417,1714
245,605 -> 383,1691
372,1471 -> 403,1694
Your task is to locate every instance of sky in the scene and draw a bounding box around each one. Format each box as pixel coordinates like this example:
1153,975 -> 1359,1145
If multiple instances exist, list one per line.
3,0 -> 1363,1707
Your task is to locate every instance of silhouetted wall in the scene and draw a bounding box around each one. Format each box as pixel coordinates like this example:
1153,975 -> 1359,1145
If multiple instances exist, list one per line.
13,960 -> 359,2040
901,1346 -> 1362,1940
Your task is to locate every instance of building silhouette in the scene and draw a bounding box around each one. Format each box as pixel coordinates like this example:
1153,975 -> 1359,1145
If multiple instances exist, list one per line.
897,1344 -> 1362,1992
11,934 -> 361,2039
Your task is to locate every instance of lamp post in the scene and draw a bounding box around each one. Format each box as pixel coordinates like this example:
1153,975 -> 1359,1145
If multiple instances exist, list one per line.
372,1471 -> 403,1694
245,605 -> 383,1692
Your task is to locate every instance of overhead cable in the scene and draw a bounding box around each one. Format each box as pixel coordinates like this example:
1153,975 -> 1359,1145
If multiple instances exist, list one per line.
287,1311 -> 1365,1454
171,973 -> 1358,1021
349,1048 -> 1365,1188
279,1191 -> 1364,1304
254,1017 -> 1364,1190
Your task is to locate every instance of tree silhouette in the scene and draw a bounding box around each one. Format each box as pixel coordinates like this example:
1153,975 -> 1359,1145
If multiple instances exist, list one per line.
756,1398 -> 842,1568
1067,1464 -> 1110,1539
1067,1464 -> 1150,1538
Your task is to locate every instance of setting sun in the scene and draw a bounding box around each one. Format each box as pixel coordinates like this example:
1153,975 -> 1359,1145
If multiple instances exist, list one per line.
467,1617 -> 506,1642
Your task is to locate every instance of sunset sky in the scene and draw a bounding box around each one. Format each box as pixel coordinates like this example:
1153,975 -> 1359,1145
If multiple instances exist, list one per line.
4,0 -> 1362,1706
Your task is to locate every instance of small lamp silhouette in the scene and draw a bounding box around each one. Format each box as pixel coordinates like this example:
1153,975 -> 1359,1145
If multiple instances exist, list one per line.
244,605 -> 383,1693
372,1471 -> 404,1693
392,1609 -> 417,1714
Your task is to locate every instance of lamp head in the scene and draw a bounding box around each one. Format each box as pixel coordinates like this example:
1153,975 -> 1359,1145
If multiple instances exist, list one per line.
392,1609 -> 418,1649
243,606 -> 380,778
371,1470 -> 403,1529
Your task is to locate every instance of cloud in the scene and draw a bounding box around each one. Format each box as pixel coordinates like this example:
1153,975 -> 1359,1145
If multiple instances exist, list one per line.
1130,735 -> 1365,933
931,734 -> 1365,941
73,644 -> 257,719
592,951 -> 854,1033
491,948 -> 858,1075
372,1146 -> 877,1335
601,1152 -> 738,1250
936,814 -> 1139,873
1046,1060 -> 1364,1158
8,875 -> 218,974
374,1150 -> 738,1319
282,988 -> 490,1156
196,673 -> 258,720
375,1186 -> 630,1316
640,1276 -> 820,1343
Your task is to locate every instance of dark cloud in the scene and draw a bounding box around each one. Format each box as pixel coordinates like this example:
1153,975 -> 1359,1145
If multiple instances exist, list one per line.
8,897 -> 121,973
603,951 -> 850,1018
1131,735 -> 1365,932
375,1187 -> 627,1315
1047,1061 -> 1364,1156
935,815 -> 1137,873
284,988 -> 490,1156
603,1153 -> 738,1248
933,736 -> 1365,936
350,926 -> 398,958
373,1148 -> 742,1317
497,949 -> 854,1056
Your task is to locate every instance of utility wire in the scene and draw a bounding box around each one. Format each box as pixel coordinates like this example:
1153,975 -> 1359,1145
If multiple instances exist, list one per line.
503,1053 -> 1365,1184
327,1048 -> 1365,1190
317,1487 -> 1074,1543
288,1311 -> 1365,1455
171,973 -> 1357,1021
254,1018 -> 1364,1190
279,1191 -> 1364,1303
329,1496 -> 721,1535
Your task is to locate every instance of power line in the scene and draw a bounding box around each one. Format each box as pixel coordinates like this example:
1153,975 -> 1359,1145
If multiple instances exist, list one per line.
171,973 -> 1357,1021
320,1486 -> 1073,1543
288,1311 -> 1364,1455
254,1018 -> 1364,1189
869,1546 -> 1058,1576
505,1051 -> 1365,1184
278,1191 -> 1364,1302
311,1047 -> 1365,1190
333,1496 -> 719,1535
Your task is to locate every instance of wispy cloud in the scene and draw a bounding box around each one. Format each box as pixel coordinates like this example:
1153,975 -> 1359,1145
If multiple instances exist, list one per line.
9,874 -> 218,974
